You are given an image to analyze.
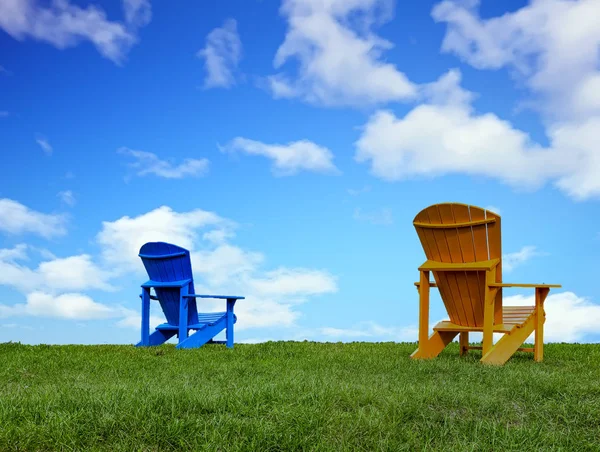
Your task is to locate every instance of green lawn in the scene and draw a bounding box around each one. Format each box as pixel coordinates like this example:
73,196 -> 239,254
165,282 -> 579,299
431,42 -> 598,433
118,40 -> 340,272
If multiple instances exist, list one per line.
1,341 -> 600,451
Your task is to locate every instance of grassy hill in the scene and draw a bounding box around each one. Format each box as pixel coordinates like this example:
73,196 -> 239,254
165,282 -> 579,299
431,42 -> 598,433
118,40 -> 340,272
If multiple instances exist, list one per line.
1,341 -> 599,451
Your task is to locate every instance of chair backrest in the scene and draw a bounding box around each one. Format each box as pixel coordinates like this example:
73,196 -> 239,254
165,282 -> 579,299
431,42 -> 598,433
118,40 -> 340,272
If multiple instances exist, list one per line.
413,203 -> 502,327
139,242 -> 198,326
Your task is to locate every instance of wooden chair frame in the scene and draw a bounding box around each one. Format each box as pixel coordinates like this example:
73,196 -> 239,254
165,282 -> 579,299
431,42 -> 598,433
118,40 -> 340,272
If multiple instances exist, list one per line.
410,203 -> 561,365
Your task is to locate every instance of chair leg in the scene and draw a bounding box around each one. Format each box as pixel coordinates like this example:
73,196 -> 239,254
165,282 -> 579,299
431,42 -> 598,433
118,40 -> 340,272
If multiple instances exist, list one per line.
140,288 -> 151,346
459,332 -> 469,356
481,314 -> 536,365
226,298 -> 236,349
411,331 -> 458,359
178,286 -> 189,345
413,271 -> 431,357
483,272 -> 498,356
534,288 -> 548,362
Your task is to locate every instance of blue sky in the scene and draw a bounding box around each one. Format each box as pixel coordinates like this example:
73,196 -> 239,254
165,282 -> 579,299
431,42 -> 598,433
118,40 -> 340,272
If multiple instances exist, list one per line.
1,0 -> 600,345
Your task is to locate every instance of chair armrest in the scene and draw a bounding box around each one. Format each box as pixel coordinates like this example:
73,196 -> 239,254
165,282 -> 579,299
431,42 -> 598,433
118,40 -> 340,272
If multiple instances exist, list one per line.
418,259 -> 500,272
183,294 -> 245,300
139,294 -> 159,300
488,283 -> 561,288
414,282 -> 438,287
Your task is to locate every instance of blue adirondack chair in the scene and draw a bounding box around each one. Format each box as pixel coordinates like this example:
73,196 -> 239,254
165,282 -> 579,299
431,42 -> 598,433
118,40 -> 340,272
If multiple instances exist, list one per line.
135,241 -> 244,349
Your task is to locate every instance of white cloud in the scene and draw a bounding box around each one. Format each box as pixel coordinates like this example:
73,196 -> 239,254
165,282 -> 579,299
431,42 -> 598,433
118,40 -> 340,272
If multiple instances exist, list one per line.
347,185 -> 371,196
123,0 -> 151,28
484,205 -> 501,215
0,246 -> 113,293
197,19 -> 242,89
37,255 -> 113,291
269,0 -> 418,106
0,244 -> 28,261
234,297 -> 301,331
0,198 -> 67,238
355,70 -> 561,187
0,292 -> 118,320
202,229 -> 235,245
0,0 -> 144,64
57,190 -> 76,207
503,246 -> 541,273
504,292 -> 600,343
118,147 -> 209,179
0,246 -> 38,292
419,67 -> 475,106
97,205 -> 226,272
36,137 -> 53,155
248,268 -> 338,297
355,69 -> 600,200
116,308 -> 164,330
222,137 -> 339,176
192,244 -> 264,286
546,117 -> 600,200
432,0 -> 600,121
353,207 -> 393,226
320,321 -> 418,342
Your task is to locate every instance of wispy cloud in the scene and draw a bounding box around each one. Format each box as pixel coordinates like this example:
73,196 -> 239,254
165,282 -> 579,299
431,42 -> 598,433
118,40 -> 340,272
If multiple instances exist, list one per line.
503,246 -> 542,272
122,0 -> 151,28
116,308 -> 164,330
347,185 -> 371,196
221,137 -> 339,176
0,111 -> 9,118
0,199 -> 67,238
57,190 -> 76,207
0,292 -> 119,320
36,137 -> 53,155
248,268 -> 337,297
197,18 -> 242,89
0,0 -> 150,64
118,147 -> 209,179
320,321 -> 418,342
268,0 -> 417,106
353,207 -> 393,226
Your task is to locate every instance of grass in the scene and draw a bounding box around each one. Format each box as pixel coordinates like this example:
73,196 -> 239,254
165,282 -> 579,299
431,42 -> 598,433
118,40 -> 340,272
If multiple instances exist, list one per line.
1,341 -> 600,451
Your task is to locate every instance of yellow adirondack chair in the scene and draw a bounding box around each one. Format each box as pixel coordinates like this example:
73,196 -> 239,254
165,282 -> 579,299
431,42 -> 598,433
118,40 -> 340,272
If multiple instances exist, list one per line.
411,203 -> 561,365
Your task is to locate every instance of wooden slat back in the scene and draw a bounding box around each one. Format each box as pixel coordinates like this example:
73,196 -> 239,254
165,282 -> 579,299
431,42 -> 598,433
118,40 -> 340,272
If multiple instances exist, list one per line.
139,242 -> 199,326
413,203 -> 503,327
486,210 -> 503,323
414,207 -> 461,325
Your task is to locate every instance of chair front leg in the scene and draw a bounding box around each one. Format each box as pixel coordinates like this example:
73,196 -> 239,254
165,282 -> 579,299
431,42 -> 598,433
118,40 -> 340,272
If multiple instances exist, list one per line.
178,285 -> 189,344
483,270 -> 498,356
226,298 -> 236,348
418,270 -> 431,349
140,287 -> 151,346
534,287 -> 550,362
